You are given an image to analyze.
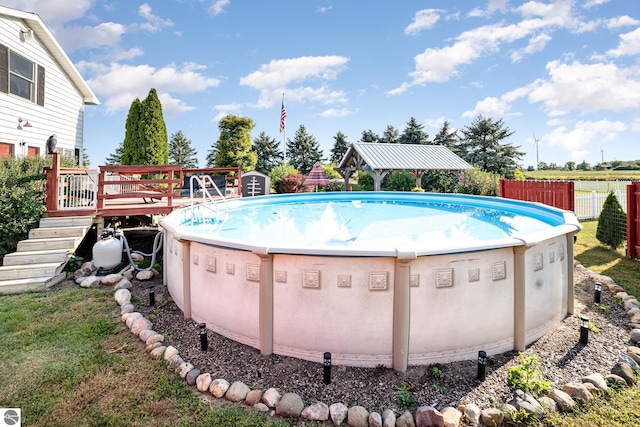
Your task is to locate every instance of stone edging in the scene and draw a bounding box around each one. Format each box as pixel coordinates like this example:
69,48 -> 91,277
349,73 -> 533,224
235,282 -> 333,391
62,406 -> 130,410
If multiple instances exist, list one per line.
112,263 -> 640,427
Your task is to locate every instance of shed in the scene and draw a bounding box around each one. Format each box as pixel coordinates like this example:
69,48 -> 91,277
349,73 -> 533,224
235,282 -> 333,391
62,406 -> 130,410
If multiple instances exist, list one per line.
336,142 -> 472,191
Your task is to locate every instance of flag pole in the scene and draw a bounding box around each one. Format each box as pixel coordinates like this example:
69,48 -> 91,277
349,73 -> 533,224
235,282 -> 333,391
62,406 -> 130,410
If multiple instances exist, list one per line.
280,93 -> 287,163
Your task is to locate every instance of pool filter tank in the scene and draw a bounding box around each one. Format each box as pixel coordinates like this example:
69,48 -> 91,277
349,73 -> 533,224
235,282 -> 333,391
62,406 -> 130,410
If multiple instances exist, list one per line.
93,228 -> 124,270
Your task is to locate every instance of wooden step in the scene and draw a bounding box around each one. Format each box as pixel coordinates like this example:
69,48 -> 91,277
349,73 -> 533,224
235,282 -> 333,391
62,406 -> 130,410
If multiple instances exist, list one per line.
2,249 -> 72,266
16,237 -> 81,252
29,226 -> 88,239
39,216 -> 94,228
0,263 -> 63,281
0,273 -> 66,295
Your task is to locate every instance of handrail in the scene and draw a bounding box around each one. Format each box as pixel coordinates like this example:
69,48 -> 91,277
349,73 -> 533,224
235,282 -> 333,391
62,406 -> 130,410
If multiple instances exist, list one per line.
186,175 -> 229,227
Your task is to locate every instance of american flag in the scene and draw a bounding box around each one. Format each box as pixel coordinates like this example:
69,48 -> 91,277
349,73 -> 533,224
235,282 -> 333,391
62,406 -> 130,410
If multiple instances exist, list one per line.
279,95 -> 287,133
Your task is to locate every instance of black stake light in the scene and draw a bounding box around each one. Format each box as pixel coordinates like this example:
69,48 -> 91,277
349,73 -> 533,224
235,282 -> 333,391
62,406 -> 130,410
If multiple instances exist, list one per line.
148,285 -> 155,306
594,282 -> 602,304
580,315 -> 589,345
199,323 -> 208,351
323,352 -> 332,385
477,350 -> 487,382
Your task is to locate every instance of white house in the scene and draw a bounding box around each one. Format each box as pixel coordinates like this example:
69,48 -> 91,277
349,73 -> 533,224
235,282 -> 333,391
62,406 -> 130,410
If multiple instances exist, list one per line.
0,5 -> 98,162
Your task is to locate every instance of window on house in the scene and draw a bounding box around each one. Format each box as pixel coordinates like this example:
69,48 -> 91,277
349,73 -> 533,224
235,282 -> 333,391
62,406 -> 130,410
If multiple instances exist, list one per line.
0,44 -> 45,105
10,51 -> 34,101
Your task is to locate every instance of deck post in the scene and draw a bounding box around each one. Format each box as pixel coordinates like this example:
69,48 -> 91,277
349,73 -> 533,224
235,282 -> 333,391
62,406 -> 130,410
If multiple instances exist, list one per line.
45,152 -> 60,212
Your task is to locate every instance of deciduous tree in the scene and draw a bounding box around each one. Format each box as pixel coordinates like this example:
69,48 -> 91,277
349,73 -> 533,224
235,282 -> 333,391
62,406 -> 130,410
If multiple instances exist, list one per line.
214,114 -> 257,170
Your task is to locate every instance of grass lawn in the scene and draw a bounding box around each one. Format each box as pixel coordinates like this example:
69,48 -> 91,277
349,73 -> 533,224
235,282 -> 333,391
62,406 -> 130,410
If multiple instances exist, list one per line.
0,219 -> 639,426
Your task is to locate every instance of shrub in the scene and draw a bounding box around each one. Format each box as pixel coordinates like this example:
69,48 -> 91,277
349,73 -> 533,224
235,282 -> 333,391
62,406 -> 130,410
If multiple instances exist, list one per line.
388,171 -> 416,191
596,191 -> 626,250
268,162 -> 298,192
275,173 -> 308,194
507,353 -> 550,394
357,171 -> 374,191
455,167 -> 500,196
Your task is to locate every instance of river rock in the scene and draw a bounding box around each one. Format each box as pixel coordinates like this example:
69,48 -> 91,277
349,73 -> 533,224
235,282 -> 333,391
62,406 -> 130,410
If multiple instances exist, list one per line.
163,345 -> 179,360
185,368 -> 200,386
139,329 -> 157,342
458,403 -> 480,425
582,372 -> 608,392
627,346 -> 640,364
396,410 -> 416,427
275,393 -> 304,418
136,270 -> 154,280
114,278 -> 132,290
123,312 -> 142,327
382,408 -> 396,427
630,329 -> 640,344
301,402 -> 329,421
245,389 -> 263,406
149,346 -> 166,359
225,381 -> 251,402
166,354 -> 183,371
480,407 -> 504,426
605,374 -> 628,388
196,373 -> 212,392
145,342 -> 161,353
548,388 -> 577,411
101,273 -> 122,286
209,378 -> 230,398
114,288 -> 131,305
611,362 -> 636,385
80,275 -> 100,288
130,316 -> 152,336
619,354 -> 639,373
562,382 -> 594,402
262,388 -> 281,407
145,334 -> 164,345
178,362 -> 194,378
120,302 -> 134,315
330,402 -> 348,426
415,406 -> 444,427
347,405 -> 369,427
538,396 -> 557,412
369,411 -> 382,427
510,390 -> 544,418
440,407 -> 462,427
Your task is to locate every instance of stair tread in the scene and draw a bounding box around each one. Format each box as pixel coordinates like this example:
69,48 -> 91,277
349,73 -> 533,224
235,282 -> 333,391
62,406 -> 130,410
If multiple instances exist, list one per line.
4,248 -> 72,256
0,263 -> 62,270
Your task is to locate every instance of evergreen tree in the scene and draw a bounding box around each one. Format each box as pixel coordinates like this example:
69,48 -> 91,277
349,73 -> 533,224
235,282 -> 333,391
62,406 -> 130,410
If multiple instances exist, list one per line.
399,117 -> 429,144
121,98 -> 141,165
360,129 -> 379,143
596,191 -> 626,249
121,88 -> 169,165
457,115 -> 523,178
105,142 -> 124,165
329,131 -> 349,164
205,145 -> 218,168
252,131 -> 283,174
214,114 -> 257,170
286,125 -> 323,174
169,130 -> 198,168
432,121 -> 458,150
379,125 -> 400,144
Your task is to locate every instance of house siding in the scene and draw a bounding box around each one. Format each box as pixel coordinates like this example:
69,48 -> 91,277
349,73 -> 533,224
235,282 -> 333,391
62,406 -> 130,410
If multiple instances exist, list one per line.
0,13 -> 85,159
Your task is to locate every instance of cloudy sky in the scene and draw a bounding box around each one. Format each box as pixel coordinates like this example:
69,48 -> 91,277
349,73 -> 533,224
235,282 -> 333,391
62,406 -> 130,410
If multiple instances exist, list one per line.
5,0 -> 640,168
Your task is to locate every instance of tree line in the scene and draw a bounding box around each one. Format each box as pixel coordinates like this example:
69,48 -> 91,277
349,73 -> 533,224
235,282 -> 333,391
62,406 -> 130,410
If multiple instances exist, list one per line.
107,88 -> 528,182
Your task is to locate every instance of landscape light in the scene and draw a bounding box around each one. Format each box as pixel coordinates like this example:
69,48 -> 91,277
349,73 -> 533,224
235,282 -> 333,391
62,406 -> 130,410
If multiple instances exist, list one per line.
148,285 -> 155,306
199,323 -> 208,351
477,350 -> 487,382
594,282 -> 602,304
323,352 -> 332,385
580,316 -> 589,345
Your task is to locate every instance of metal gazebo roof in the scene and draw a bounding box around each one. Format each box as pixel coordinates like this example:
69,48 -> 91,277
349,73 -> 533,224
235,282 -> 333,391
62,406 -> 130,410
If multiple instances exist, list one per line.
336,143 -> 472,191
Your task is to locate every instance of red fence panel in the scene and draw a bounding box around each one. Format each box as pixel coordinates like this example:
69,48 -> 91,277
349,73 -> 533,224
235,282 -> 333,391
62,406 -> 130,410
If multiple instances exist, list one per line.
500,180 -> 574,211
627,182 -> 640,259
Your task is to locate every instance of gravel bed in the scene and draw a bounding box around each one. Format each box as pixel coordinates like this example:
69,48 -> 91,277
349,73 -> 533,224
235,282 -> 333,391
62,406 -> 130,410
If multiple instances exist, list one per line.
123,261 -> 632,417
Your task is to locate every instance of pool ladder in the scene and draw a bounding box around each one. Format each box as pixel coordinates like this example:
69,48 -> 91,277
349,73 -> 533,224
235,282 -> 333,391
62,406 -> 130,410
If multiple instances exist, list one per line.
183,175 -> 229,227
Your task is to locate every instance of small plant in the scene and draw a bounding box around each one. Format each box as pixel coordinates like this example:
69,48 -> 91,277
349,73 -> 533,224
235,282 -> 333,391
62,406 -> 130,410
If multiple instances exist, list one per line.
66,255 -> 83,272
599,304 -> 611,313
430,366 -> 444,379
395,383 -> 417,410
588,320 -> 600,334
507,353 -> 550,394
508,407 -> 537,424
432,382 -> 448,393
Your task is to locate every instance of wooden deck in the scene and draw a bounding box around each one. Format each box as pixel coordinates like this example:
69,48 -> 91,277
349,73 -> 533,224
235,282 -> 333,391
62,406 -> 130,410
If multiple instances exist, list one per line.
43,154 -> 242,222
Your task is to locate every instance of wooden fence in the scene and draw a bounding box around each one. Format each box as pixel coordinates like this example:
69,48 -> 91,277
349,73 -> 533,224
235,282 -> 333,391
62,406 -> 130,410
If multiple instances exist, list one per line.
628,182 -> 640,258
499,180 -> 574,211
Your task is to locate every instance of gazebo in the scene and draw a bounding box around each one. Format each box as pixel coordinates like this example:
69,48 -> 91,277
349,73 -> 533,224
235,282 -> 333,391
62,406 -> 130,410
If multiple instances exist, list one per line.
335,142 -> 472,191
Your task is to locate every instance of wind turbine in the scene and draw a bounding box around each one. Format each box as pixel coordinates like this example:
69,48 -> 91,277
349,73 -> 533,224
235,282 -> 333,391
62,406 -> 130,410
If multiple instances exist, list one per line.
533,133 -> 540,169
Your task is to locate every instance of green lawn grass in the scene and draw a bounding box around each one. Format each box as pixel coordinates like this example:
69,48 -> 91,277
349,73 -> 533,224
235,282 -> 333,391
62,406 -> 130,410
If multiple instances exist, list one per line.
524,170 -> 640,181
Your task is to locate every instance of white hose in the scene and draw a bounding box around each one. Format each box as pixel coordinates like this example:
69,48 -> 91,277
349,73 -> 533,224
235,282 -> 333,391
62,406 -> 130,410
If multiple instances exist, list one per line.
120,230 -> 164,272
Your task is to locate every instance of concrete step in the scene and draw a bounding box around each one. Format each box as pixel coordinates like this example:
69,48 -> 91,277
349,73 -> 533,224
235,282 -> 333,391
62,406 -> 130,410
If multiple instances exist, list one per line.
0,263 -> 63,281
39,216 -> 94,228
16,237 -> 81,252
29,226 -> 88,239
2,249 -> 72,266
0,273 -> 66,295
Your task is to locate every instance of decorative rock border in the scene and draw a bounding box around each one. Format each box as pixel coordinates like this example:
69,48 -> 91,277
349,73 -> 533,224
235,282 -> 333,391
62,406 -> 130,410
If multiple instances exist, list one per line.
111,262 -> 640,427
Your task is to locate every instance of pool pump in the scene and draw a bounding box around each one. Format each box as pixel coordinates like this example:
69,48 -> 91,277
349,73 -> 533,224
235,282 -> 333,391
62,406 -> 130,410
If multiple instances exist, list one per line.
92,228 -> 124,271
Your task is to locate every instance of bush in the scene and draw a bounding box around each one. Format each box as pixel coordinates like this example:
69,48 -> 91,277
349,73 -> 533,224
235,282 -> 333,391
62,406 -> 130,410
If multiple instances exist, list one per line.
268,162 -> 298,192
596,191 -> 626,249
357,171 -> 374,191
388,171 -> 416,191
507,353 -> 550,394
455,167 -> 500,196
274,173 -> 308,194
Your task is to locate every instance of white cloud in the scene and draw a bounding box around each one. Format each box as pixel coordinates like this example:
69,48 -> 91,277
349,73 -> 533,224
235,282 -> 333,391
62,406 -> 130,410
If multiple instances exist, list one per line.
208,0 -> 230,16
135,3 -> 174,33
528,60 -> 640,115
511,33 -> 552,62
240,56 -> 349,107
606,15 -> 640,29
0,0 -> 93,26
320,108 -> 353,118
84,62 -> 220,113
583,0 -> 611,8
607,27 -> 640,57
404,9 -> 442,35
545,119 -> 626,159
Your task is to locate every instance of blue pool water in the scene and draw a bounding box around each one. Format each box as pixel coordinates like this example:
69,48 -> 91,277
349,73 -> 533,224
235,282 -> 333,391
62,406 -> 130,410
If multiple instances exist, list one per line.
177,192 -> 568,255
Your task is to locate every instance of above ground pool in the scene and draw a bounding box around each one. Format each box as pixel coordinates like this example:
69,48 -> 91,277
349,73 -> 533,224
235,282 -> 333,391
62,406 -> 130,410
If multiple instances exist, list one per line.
160,192 -> 581,371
